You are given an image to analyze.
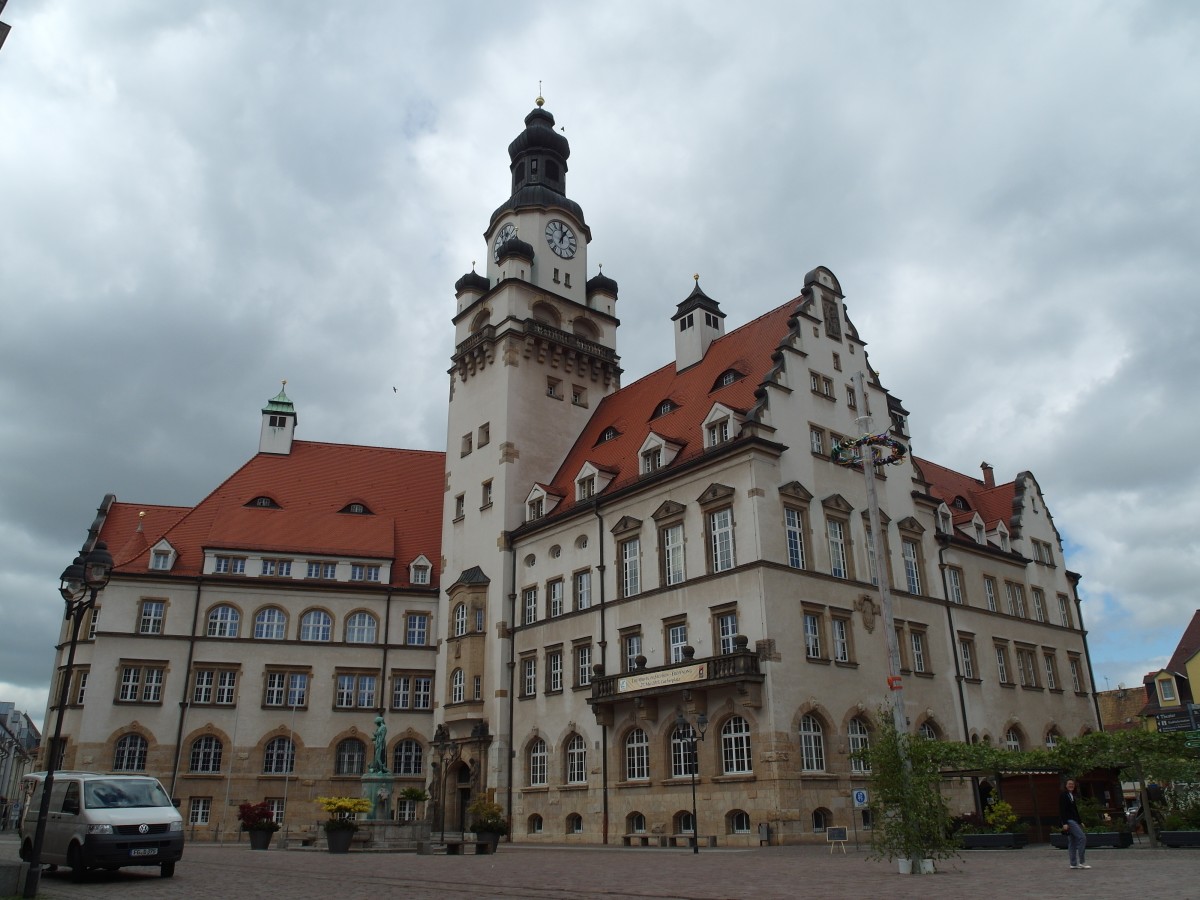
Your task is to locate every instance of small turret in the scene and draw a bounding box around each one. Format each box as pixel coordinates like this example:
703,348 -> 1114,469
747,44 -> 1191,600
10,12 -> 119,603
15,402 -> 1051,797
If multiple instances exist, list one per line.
259,381 -> 296,455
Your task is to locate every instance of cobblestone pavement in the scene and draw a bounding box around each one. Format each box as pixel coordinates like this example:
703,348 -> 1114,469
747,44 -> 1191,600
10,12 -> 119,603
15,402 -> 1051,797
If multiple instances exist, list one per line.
3,833 -> 1198,900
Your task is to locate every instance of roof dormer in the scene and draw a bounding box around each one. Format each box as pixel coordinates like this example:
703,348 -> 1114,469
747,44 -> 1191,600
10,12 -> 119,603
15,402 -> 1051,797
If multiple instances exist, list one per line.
639,432 -> 684,475
574,461 -> 616,501
525,484 -> 562,522
989,520 -> 1011,552
149,539 -> 177,572
702,403 -> 742,449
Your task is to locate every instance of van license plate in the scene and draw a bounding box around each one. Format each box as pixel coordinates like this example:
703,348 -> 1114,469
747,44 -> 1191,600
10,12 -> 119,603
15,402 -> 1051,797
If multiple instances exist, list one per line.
130,848 -> 158,857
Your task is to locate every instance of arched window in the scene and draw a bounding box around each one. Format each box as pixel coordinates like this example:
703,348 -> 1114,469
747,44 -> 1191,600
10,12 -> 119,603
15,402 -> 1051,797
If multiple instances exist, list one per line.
254,607 -> 286,640
919,721 -> 939,741
190,735 -> 222,773
848,717 -> 871,773
453,603 -> 467,637
113,733 -> 147,771
300,610 -> 332,642
345,612 -> 377,644
1045,728 -> 1061,749
264,736 -> 295,774
721,716 -> 752,774
812,808 -> 830,832
800,715 -> 825,772
393,739 -> 423,776
1004,728 -> 1023,752
675,810 -> 695,834
450,669 -> 465,704
335,738 -> 365,775
566,813 -> 583,834
729,810 -> 751,834
671,723 -> 697,778
528,814 -> 543,834
528,738 -> 547,786
566,734 -> 587,784
207,605 -> 240,638
627,811 -> 646,834
624,728 -> 649,781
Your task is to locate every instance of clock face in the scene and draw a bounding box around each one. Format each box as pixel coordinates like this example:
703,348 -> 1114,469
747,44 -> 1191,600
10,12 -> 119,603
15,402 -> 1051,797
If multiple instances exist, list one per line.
545,219 -> 578,259
492,223 -> 518,262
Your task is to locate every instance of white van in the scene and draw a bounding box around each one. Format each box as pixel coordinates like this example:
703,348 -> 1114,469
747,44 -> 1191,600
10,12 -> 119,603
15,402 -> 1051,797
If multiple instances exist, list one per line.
18,772 -> 183,879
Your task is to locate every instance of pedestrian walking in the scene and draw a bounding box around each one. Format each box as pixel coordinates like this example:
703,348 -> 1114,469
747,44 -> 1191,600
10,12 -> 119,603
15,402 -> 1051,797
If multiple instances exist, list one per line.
1060,778 -> 1090,870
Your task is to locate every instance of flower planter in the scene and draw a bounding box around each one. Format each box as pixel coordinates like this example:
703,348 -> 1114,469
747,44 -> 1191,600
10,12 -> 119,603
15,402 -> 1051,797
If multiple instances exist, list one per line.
1050,831 -> 1132,849
475,831 -> 501,854
960,833 -> 1028,849
326,828 -> 355,854
248,829 -> 275,851
1157,830 -> 1200,848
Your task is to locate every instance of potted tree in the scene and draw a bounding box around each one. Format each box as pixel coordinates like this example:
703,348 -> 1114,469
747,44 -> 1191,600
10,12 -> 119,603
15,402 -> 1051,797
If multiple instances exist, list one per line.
957,800 -> 1027,849
1156,796 -> 1200,848
238,801 -> 281,850
315,796 -> 373,853
466,795 -> 509,853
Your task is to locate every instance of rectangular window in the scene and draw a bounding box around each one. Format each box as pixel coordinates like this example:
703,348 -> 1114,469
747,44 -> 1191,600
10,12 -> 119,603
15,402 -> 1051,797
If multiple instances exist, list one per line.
716,611 -> 738,655
902,539 -> 922,594
481,480 -> 493,508
576,645 -> 592,686
522,657 -> 537,698
406,614 -> 428,646
1044,652 -> 1059,690
662,523 -> 685,585
984,577 -> 998,612
478,422 -> 490,447
151,550 -> 171,570
832,617 -> 850,663
392,675 -> 410,710
577,475 -> 595,500
1005,582 -> 1027,618
668,622 -> 688,663
117,664 -> 165,703
995,645 -> 1011,684
642,448 -> 662,474
1016,648 -> 1038,687
1069,656 -> 1083,692
707,419 -> 729,447
390,672 -> 433,710
574,569 -> 592,609
624,632 -> 642,672
264,670 -> 309,708
73,670 -> 88,705
214,556 -> 245,574
947,567 -> 965,604
193,669 -> 237,705
804,613 -> 823,659
473,675 -> 481,701
455,494 -> 466,519
1057,593 -> 1073,628
1031,588 -> 1046,622
87,607 -> 100,640
546,377 -> 561,399
461,433 -> 472,456
523,587 -> 538,625
827,520 -> 848,579
621,538 -> 641,597
809,426 -> 825,455
189,797 -> 212,826
261,559 -> 293,577
138,600 -> 165,635
959,639 -> 976,679
527,497 -> 543,521
571,386 -> 587,407
306,561 -> 337,579
864,527 -> 879,587
548,579 -> 564,617
846,385 -> 857,408
548,650 -> 563,692
910,631 -> 927,673
415,676 -> 432,709
709,508 -> 734,572
784,507 -> 807,569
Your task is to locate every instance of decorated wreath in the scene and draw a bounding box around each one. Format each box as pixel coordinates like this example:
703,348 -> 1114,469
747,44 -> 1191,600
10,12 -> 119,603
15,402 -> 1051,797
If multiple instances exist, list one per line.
830,432 -> 908,467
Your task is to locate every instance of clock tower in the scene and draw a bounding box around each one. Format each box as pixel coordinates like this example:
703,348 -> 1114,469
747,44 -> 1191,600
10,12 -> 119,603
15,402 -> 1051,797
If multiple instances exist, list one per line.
438,98 -> 621,802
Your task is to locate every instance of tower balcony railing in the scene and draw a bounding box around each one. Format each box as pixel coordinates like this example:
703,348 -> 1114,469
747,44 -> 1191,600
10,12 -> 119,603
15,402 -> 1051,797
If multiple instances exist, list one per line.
588,640 -> 762,708
525,320 -> 617,362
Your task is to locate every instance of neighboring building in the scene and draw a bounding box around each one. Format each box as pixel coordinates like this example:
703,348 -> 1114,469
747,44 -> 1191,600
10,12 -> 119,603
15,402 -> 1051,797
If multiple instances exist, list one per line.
1139,609 -> 1200,734
1,702 -> 40,810
1096,686 -> 1149,732
43,98 -> 1099,844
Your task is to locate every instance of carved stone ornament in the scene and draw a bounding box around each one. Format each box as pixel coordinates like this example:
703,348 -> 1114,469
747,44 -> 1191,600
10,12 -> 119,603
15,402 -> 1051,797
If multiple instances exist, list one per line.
855,595 -> 878,633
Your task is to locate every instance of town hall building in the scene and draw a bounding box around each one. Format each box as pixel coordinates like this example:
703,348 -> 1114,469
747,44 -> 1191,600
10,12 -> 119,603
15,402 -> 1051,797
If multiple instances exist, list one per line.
39,98 -> 1100,845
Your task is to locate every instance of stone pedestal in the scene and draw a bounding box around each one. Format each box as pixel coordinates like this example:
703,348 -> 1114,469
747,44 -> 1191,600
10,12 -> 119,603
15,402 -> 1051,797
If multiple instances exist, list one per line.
361,773 -> 393,821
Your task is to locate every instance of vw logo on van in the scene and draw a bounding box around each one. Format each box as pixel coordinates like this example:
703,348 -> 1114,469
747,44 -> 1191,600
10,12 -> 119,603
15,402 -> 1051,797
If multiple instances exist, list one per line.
138,823 -> 149,834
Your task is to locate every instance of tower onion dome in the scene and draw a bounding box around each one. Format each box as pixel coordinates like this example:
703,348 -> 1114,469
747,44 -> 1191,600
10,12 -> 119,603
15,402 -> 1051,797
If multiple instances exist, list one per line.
489,103 -> 591,238
455,270 -> 490,295
496,236 -> 535,263
586,271 -> 618,298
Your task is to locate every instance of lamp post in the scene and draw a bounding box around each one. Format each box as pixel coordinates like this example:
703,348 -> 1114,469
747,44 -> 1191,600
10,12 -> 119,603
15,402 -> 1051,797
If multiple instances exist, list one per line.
431,724 -> 461,843
24,541 -> 112,898
675,710 -> 708,854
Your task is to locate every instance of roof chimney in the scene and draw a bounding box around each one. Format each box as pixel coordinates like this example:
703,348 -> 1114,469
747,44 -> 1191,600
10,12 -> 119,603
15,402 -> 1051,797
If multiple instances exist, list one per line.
980,461 -> 995,488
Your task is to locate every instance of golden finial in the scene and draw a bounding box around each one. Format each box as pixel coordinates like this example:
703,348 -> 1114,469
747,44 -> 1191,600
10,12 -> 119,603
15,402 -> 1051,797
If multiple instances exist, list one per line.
536,81 -> 544,107
693,273 -> 700,284
281,379 -> 287,388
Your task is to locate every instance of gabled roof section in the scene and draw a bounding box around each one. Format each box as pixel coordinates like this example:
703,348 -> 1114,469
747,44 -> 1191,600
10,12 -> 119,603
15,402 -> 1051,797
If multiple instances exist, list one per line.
101,442 -> 445,588
914,457 -> 1017,529
540,300 -> 803,517
1167,609 -> 1200,674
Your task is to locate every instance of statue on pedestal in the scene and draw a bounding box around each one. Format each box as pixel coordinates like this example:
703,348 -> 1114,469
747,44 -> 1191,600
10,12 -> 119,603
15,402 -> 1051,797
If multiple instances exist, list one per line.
368,715 -> 389,774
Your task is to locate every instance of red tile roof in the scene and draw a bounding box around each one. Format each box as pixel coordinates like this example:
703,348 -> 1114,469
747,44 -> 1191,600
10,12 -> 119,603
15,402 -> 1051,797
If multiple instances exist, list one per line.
1166,609 -> 1200,674
102,441 -> 445,588
542,299 -> 801,514
913,456 -> 1016,529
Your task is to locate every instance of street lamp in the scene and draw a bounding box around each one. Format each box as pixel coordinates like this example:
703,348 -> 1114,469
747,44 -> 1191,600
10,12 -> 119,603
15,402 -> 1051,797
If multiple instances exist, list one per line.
675,709 -> 708,854
430,724 -> 461,843
24,541 -> 112,898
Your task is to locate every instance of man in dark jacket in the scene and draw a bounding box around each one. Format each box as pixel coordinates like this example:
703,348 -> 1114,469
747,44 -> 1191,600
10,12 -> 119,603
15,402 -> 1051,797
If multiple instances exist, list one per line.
1060,779 -> 1090,869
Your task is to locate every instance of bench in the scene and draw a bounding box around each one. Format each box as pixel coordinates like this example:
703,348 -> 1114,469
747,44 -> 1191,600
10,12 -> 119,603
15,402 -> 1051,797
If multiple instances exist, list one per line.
621,833 -> 667,847
665,834 -> 717,848
444,839 -> 493,855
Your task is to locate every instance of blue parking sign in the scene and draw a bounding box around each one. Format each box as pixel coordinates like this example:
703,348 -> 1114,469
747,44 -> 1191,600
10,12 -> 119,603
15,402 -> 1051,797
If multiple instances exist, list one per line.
852,789 -> 868,808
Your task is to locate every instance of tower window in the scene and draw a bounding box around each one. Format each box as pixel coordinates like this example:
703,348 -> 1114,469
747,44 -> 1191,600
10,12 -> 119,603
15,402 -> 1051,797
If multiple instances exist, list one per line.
553,268 -> 561,284
705,312 -> 719,328
530,159 -> 538,176
564,273 -> 571,288
679,314 -> 694,331
268,415 -> 288,428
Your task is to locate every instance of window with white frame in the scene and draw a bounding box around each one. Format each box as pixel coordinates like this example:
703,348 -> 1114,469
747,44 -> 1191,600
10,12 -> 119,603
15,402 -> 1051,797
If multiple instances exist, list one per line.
994,645 -> 1011,683
625,729 -> 649,781
984,577 -> 998,612
406,613 -> 429,646
1069,656 -> 1084,692
901,539 -> 922,594
1057,593 -> 1073,628
804,612 -> 823,659
521,658 -> 536,697
864,527 -> 880,586
799,715 -> 825,771
709,507 -> 734,572
809,426 -> 825,455
721,716 -> 752,774
662,522 -> 685,585
255,607 -> 286,640
300,610 -> 332,641
548,579 -> 564,617
671,724 -> 697,777
621,538 -> 641,597
453,603 -> 468,637
334,672 -> 377,709
707,418 -> 730,447
1044,652 -> 1059,690
848,718 -> 871,773
642,447 -> 662,474
138,600 -> 165,635
667,622 -> 688,663
826,520 -> 848,579
345,612 -> 377,643
206,605 -> 240,638
523,587 -> 538,625
393,739 -> 423,776
113,733 -> 148,771
784,507 -> 806,568
716,611 -> 738,655
335,738 -> 366,776
566,735 -> 587,784
1158,677 -> 1176,703
910,631 -> 927,673
306,561 -> 337,579
576,644 -> 592,686
87,606 -> 100,640
947,567 -> 965,604
574,570 -> 592,609
832,617 -> 851,663
528,739 -> 548,786
451,668 -> 465,704
192,668 -> 237,705
547,649 -> 563,692
623,631 -> 642,672
263,736 -> 295,774
261,558 -> 292,577
1004,729 -> 1022,752
1031,587 -> 1046,622
189,797 -> 212,825
959,638 -> 976,679
1005,582 -> 1027,618
264,670 -> 308,707
189,735 -> 222,773
117,664 -> 164,703
214,556 -> 246,575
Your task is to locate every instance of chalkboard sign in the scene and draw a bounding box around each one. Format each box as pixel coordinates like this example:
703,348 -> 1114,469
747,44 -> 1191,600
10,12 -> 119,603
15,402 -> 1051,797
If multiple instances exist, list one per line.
827,826 -> 848,842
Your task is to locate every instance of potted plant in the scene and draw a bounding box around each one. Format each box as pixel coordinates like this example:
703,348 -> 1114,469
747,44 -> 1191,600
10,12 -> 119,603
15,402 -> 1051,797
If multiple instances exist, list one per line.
958,800 -> 1027,849
1049,795 -> 1132,849
315,796 -> 372,853
1157,798 -> 1200,848
238,801 -> 281,851
466,795 -> 509,853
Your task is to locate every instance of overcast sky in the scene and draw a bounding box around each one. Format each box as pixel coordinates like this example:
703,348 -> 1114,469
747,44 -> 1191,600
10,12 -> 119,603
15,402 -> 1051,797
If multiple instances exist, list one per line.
2,1 -> 1197,732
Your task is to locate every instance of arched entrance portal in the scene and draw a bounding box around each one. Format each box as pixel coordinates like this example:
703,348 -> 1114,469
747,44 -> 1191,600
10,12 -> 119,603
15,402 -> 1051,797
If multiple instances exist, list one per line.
456,762 -> 473,832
